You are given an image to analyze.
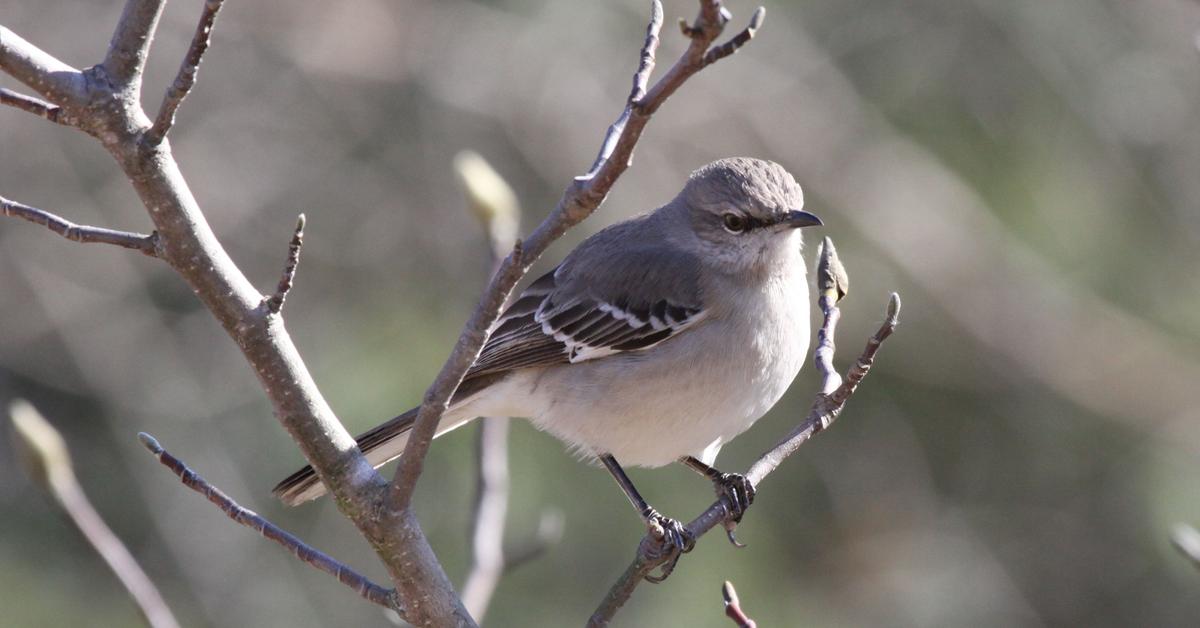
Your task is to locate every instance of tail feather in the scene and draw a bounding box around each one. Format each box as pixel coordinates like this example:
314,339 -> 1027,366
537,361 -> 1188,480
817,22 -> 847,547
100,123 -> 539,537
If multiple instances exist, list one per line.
272,407 -> 471,506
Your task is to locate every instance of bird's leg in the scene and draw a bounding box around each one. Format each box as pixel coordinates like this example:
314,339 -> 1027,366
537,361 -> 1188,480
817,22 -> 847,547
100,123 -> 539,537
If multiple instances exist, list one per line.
600,454 -> 694,582
680,456 -> 756,547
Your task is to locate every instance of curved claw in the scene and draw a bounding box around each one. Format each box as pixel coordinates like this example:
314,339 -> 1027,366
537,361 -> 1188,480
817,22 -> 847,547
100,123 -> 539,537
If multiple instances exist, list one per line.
715,472 -> 756,523
724,520 -> 747,548
642,510 -> 695,583
713,472 -> 755,548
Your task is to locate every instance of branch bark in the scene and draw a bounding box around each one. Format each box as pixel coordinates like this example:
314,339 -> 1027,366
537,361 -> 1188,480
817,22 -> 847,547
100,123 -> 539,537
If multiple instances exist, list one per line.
588,238 -> 901,627
1,194 -> 158,255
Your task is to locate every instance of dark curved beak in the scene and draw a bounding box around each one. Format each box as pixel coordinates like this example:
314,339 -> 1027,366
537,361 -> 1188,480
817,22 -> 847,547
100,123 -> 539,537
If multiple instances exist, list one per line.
781,209 -> 823,229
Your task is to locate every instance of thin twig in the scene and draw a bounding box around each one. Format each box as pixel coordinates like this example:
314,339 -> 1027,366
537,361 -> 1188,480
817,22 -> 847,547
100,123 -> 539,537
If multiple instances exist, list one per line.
1,195 -> 158,256
588,240 -> 901,626
704,6 -> 765,65
462,418 -> 511,619
389,0 -> 762,518
264,214 -> 306,314
722,581 -> 757,628
102,0 -> 167,86
137,433 -> 397,610
455,152 -> 561,620
0,87 -> 72,125
9,401 -> 181,628
146,0 -> 227,144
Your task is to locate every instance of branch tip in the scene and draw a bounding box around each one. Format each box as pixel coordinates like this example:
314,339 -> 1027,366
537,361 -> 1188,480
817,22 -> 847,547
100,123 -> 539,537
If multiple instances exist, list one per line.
722,580 -> 757,628
264,213 -> 307,314
137,431 -> 162,454
147,0 -> 227,144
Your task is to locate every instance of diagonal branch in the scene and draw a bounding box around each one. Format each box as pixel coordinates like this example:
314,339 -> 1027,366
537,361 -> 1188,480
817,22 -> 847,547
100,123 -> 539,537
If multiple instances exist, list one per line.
102,0 -> 167,87
1,195 -> 158,256
9,401 -> 181,628
137,433 -> 397,610
389,0 -> 767,517
146,0 -> 228,145
0,25 -> 86,106
0,88 -> 72,126
588,239 -> 901,627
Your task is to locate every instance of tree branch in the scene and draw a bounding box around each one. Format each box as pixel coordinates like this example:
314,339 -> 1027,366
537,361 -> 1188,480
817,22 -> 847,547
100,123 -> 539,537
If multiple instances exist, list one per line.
388,0 -> 763,518
9,401 -> 181,628
263,214 -> 305,314
137,433 -> 397,610
456,152 -> 528,621
1,194 -> 158,256
146,0 -> 227,145
0,87 -> 72,125
0,25 -> 86,105
588,239 -> 901,626
102,0 -> 167,87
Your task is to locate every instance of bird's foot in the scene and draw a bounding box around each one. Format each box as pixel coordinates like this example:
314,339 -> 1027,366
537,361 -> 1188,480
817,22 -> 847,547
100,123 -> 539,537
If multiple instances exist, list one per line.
641,508 -> 695,583
713,472 -> 756,547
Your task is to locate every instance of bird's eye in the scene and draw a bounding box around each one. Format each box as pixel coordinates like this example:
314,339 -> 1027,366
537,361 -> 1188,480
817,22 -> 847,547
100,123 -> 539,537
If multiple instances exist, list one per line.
722,213 -> 748,233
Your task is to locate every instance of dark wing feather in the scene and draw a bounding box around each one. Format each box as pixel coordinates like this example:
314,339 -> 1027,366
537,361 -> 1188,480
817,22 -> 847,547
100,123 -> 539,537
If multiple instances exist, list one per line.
468,264 -> 704,378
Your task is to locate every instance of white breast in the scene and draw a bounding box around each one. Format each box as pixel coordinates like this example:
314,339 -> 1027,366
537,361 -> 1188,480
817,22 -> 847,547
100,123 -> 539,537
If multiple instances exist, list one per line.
473,254 -> 812,468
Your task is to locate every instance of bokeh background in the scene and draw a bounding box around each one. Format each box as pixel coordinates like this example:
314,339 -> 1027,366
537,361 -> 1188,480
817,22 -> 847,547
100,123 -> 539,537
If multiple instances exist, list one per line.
3,0 -> 1200,626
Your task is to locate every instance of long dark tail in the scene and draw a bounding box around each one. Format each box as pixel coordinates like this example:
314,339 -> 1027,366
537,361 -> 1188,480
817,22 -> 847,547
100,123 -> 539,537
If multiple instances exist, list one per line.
272,407 -> 419,506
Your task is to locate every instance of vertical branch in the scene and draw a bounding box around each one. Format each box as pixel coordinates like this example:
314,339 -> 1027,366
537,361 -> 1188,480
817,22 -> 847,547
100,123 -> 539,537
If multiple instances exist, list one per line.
9,401 -> 181,628
102,0 -> 167,87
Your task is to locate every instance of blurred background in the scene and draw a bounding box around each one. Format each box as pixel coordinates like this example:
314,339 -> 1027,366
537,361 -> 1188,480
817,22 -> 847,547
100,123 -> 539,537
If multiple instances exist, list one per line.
3,0 -> 1200,625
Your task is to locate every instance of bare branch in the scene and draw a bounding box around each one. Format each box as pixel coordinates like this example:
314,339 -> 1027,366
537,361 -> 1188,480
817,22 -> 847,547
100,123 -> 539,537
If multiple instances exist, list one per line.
589,241 -> 901,626
9,401 -> 181,628
146,0 -> 228,145
137,433 -> 397,610
1,194 -> 158,256
462,418 -> 511,619
0,87 -> 72,125
390,0 -> 763,518
722,581 -> 757,628
102,0 -> 167,87
704,6 -> 765,65
263,214 -> 306,314
0,25 -> 86,105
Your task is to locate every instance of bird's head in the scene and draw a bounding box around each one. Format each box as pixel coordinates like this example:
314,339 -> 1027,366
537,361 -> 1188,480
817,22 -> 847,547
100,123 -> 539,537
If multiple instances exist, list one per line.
675,157 -> 821,278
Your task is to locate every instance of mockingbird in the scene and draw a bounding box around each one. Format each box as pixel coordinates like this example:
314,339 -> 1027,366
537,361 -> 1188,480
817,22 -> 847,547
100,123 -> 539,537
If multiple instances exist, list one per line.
275,157 -> 821,562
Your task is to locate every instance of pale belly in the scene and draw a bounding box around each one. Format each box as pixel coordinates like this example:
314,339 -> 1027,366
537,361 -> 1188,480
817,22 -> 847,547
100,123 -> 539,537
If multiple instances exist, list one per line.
473,277 -> 811,467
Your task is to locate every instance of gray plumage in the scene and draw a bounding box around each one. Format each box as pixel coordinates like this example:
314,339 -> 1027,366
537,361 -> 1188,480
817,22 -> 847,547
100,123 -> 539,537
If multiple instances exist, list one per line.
275,157 -> 820,505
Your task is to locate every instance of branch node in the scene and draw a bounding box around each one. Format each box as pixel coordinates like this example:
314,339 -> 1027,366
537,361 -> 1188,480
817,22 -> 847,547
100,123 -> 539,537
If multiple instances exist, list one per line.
704,6 -> 766,65
264,214 -> 306,314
